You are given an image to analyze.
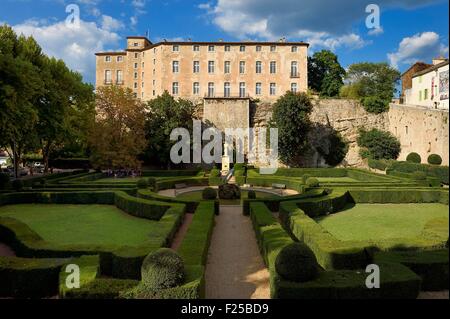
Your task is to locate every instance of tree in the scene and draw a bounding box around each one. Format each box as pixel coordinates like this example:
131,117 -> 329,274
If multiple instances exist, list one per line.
342,62 -> 400,113
0,24 -> 43,177
308,50 -> 346,97
271,92 -> 313,165
88,86 -> 147,170
144,91 -> 197,168
357,128 -> 401,160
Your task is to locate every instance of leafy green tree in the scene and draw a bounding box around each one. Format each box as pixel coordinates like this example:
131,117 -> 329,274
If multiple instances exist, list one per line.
88,86 -> 147,170
357,128 -> 401,160
308,50 -> 346,97
144,91 -> 197,168
342,62 -> 400,113
271,92 -> 313,165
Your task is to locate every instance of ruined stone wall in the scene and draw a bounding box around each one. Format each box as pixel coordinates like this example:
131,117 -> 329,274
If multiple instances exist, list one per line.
388,104 -> 449,165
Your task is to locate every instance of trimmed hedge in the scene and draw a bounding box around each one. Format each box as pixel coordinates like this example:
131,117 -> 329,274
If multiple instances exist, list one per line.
368,158 -> 390,171
428,154 -> 443,166
114,191 -> 174,221
156,177 -> 209,191
143,170 -> 202,177
374,249 -> 449,291
388,161 -> 449,185
406,152 -> 422,164
347,188 -> 449,205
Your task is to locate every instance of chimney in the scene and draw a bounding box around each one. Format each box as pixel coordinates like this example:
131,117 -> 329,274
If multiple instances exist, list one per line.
432,56 -> 446,65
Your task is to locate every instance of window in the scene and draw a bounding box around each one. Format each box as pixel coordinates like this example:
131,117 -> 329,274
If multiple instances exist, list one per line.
405,126 -> 409,135
291,83 -> 298,93
270,45 -> 276,52
116,70 -> 123,84
239,82 -> 246,98
134,72 -> 138,79
291,46 -> 298,53
208,82 -> 215,97
142,72 -> 145,78
256,61 -> 262,74
239,61 -> 246,74
134,63 -> 138,69
104,70 -> 112,84
208,61 -> 215,73
193,45 -> 200,52
153,59 -> 156,65
193,61 -> 200,73
105,56 -> 111,62
291,61 -> 298,77
224,61 -> 231,74
208,45 -> 215,52
256,82 -> 262,95
419,90 -> 422,101
270,61 -> 277,74
224,82 -> 231,97
142,62 -> 145,68
172,61 -> 179,73
117,56 -> 123,62
133,93 -> 137,98
153,90 -> 155,96
424,89 -> 429,100
134,42 -> 139,47
225,45 -> 231,52
270,83 -> 276,95
172,82 -> 179,95
134,82 -> 138,89
193,82 -> 200,95
240,45 -> 246,52
134,53 -> 139,59
142,82 -> 145,88
173,45 -> 179,52
256,45 -> 262,52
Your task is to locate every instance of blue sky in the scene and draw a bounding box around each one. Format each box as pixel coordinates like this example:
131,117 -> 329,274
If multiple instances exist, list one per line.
1,0 -> 448,84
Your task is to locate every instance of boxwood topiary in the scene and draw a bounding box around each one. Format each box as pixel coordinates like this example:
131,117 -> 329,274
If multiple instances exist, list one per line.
406,152 -> 421,164
247,190 -> 256,199
141,248 -> 185,290
306,177 -> 320,187
275,242 -> 319,282
302,174 -> 312,184
137,178 -> 149,189
202,187 -> 217,200
428,154 -> 442,166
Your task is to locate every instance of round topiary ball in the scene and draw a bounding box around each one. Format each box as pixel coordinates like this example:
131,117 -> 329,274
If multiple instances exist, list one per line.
275,243 -> 319,282
302,174 -> 312,184
306,177 -> 320,188
247,190 -> 257,199
141,248 -> 185,289
218,184 -> 241,200
137,178 -> 149,189
406,152 -> 421,164
202,187 -> 217,200
427,154 -> 442,166
412,171 -> 427,181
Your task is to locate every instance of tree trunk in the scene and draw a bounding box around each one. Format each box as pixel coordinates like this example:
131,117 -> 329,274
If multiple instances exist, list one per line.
43,142 -> 51,173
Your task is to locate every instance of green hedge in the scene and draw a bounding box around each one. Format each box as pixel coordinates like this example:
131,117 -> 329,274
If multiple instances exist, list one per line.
348,189 -> 449,204
279,201 -> 372,270
114,191 -> 175,221
368,158 -> 391,171
388,161 -> 449,185
156,177 -> 209,191
264,168 -> 348,178
386,170 -> 441,187
374,249 -> 449,291
143,170 -> 202,177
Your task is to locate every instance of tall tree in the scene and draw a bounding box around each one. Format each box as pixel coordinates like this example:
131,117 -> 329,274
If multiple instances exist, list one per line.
271,92 -> 313,166
308,50 -> 346,97
88,86 -> 147,170
144,91 -> 197,168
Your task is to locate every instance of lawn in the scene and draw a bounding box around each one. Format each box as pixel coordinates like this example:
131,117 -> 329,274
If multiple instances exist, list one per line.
0,204 -> 159,246
316,203 -> 449,242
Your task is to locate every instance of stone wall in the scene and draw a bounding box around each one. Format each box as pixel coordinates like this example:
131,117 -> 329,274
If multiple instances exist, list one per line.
203,98 -> 250,131
388,104 -> 449,165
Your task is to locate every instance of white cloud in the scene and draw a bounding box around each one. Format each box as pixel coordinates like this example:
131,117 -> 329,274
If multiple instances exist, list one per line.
101,15 -> 124,31
13,19 -> 121,83
387,31 -> 448,68
368,27 -> 384,36
199,0 -> 441,51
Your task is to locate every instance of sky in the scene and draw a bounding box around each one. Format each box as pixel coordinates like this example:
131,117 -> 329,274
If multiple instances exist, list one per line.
1,0 -> 448,84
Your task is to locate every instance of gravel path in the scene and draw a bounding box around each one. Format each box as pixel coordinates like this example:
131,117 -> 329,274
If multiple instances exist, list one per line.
205,205 -> 270,299
171,213 -> 194,251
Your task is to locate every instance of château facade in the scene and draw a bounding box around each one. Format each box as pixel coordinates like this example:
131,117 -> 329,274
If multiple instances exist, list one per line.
95,36 -> 309,102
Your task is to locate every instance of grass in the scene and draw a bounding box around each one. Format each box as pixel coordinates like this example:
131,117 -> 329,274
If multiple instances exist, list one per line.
316,203 -> 449,242
0,204 -> 160,246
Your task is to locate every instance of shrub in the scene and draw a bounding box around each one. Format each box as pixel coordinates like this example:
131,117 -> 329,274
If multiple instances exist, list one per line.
275,243 -> 319,282
368,158 -> 390,171
12,179 -> 23,191
147,177 -> 157,190
141,248 -> 185,289
306,177 -> 320,188
412,171 -> 427,181
302,174 -> 312,184
233,163 -> 245,171
428,154 -> 442,166
247,190 -> 256,199
210,169 -> 221,177
406,152 -> 422,164
202,187 -> 217,200
361,95 -> 389,114
218,184 -> 241,200
357,128 -> 400,160
0,173 -> 10,190
136,178 -> 148,189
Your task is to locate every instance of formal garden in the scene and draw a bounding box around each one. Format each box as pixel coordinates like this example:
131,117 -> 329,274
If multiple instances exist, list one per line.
0,163 -> 448,299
